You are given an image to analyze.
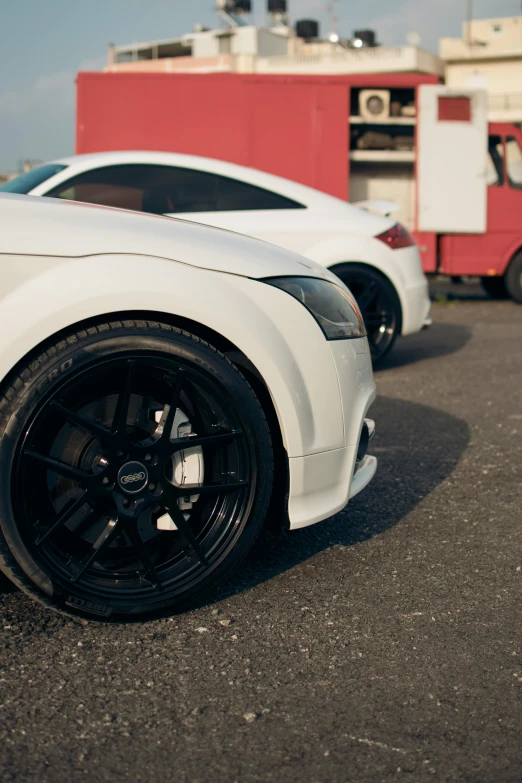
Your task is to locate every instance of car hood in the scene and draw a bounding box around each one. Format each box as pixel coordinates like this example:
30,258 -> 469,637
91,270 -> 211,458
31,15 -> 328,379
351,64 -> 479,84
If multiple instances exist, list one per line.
0,194 -> 337,282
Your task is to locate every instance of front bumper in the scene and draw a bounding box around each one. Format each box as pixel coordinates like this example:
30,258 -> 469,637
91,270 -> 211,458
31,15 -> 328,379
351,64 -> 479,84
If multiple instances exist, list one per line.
288,337 -> 377,530
288,419 -> 377,530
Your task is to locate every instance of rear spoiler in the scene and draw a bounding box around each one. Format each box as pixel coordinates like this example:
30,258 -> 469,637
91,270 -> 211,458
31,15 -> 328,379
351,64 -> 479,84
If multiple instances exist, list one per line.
351,200 -> 400,218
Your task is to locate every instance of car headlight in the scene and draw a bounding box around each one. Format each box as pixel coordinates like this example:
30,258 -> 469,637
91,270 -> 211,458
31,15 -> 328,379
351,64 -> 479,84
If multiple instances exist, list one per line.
265,276 -> 366,340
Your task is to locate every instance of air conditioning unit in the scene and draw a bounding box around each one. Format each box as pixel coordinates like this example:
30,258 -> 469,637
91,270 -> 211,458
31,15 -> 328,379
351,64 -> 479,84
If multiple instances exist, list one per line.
359,90 -> 391,122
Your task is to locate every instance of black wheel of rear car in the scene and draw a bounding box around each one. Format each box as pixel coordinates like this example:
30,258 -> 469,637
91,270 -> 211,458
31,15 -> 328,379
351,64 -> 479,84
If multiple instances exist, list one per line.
332,263 -> 401,364
481,276 -> 509,300
0,322 -> 273,621
505,251 -> 522,304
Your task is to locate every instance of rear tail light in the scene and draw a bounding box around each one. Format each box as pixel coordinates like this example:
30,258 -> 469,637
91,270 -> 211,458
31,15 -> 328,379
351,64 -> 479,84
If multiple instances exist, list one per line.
375,223 -> 415,250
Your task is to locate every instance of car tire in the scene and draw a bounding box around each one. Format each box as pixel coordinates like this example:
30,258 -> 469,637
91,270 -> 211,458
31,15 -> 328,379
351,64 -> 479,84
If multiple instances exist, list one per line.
505,251 -> 522,304
0,320 -> 273,621
332,263 -> 401,364
481,276 -> 509,300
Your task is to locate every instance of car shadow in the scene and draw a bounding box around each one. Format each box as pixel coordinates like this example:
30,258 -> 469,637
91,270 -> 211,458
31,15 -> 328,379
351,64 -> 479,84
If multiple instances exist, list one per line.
212,395 -> 470,603
0,397 -> 470,609
0,571 -> 17,595
377,321 -> 471,371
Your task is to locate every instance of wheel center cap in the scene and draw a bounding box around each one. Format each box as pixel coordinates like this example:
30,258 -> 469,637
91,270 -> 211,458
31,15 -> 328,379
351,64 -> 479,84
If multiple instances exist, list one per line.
117,461 -> 149,494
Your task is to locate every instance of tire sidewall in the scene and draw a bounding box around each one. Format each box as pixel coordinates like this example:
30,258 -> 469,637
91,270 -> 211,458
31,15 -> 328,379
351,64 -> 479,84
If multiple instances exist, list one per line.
505,253 -> 522,304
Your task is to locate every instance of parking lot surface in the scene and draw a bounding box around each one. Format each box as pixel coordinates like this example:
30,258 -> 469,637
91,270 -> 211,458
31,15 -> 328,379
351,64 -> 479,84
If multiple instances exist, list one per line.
1,288 -> 521,782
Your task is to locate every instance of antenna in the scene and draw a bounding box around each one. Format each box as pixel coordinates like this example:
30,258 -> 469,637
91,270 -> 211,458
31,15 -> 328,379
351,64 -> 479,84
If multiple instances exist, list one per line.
327,0 -> 339,41
466,0 -> 473,47
216,0 -> 251,28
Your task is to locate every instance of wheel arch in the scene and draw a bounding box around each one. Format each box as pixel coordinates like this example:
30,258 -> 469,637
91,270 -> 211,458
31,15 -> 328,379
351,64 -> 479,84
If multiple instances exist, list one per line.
0,309 -> 290,533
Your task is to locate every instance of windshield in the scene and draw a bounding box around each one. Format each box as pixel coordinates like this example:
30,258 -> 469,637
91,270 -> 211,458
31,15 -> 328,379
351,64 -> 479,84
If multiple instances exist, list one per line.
0,163 -> 68,194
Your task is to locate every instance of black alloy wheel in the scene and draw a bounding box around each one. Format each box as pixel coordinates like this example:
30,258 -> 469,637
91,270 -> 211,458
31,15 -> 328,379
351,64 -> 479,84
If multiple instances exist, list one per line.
332,263 -> 401,364
0,322 -> 273,621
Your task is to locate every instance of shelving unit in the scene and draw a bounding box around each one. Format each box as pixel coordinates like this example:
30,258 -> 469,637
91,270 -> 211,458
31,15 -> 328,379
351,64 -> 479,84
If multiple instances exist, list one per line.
349,116 -> 416,126
349,150 -> 416,163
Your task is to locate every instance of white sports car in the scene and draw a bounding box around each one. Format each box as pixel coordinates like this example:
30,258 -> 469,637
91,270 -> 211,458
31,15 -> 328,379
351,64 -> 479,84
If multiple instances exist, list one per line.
0,194 -> 376,621
0,152 -> 432,362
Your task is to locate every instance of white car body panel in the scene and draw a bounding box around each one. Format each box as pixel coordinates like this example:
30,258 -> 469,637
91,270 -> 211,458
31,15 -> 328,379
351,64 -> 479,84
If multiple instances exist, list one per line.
351,200 -> 401,217
0,195 -> 376,530
21,151 -> 430,337
0,194 -> 336,282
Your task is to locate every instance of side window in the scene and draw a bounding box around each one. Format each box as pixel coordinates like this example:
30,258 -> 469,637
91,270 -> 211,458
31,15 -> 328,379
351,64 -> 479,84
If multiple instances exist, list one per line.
45,165 -> 151,211
487,135 -> 504,187
215,175 -> 305,211
506,136 -> 522,190
157,168 -> 218,213
44,164 -> 219,214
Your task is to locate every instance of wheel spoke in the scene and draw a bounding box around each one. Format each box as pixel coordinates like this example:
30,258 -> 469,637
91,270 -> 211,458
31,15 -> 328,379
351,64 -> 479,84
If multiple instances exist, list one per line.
71,518 -> 119,582
113,360 -> 136,433
125,522 -> 163,591
170,429 -> 241,452
163,486 -> 208,566
157,370 -> 184,442
50,401 -> 116,444
35,491 -> 90,546
25,451 -> 92,484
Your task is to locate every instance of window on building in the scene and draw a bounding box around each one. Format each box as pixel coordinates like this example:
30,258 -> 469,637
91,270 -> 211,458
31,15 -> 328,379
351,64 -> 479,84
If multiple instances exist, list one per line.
486,135 -> 504,187
438,96 -> 472,123
492,24 -> 502,33
506,137 -> 522,190
44,163 -> 305,214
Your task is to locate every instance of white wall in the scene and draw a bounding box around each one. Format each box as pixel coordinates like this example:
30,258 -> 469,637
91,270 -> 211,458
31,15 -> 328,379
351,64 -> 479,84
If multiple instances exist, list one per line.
350,163 -> 416,230
464,16 -> 522,52
444,59 -> 522,121
192,31 -> 221,58
257,29 -> 289,57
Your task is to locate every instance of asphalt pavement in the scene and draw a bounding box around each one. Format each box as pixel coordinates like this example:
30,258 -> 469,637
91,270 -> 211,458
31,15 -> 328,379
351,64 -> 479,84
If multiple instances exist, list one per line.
1,284 -> 521,782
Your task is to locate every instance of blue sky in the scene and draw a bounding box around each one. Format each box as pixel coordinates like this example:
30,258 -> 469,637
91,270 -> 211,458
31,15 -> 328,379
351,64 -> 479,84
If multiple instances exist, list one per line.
0,0 -> 519,170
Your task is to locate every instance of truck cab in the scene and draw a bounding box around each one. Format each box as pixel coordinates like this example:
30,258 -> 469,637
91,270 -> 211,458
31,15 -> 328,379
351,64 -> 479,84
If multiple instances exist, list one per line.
434,123 -> 522,299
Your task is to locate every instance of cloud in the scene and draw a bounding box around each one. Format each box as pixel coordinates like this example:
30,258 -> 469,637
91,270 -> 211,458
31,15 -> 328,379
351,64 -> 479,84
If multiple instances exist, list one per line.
0,56 -> 105,118
363,0 -> 462,50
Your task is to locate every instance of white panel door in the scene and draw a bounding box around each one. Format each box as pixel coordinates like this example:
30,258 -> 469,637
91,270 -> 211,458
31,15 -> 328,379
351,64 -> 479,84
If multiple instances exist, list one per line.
417,86 -> 488,234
